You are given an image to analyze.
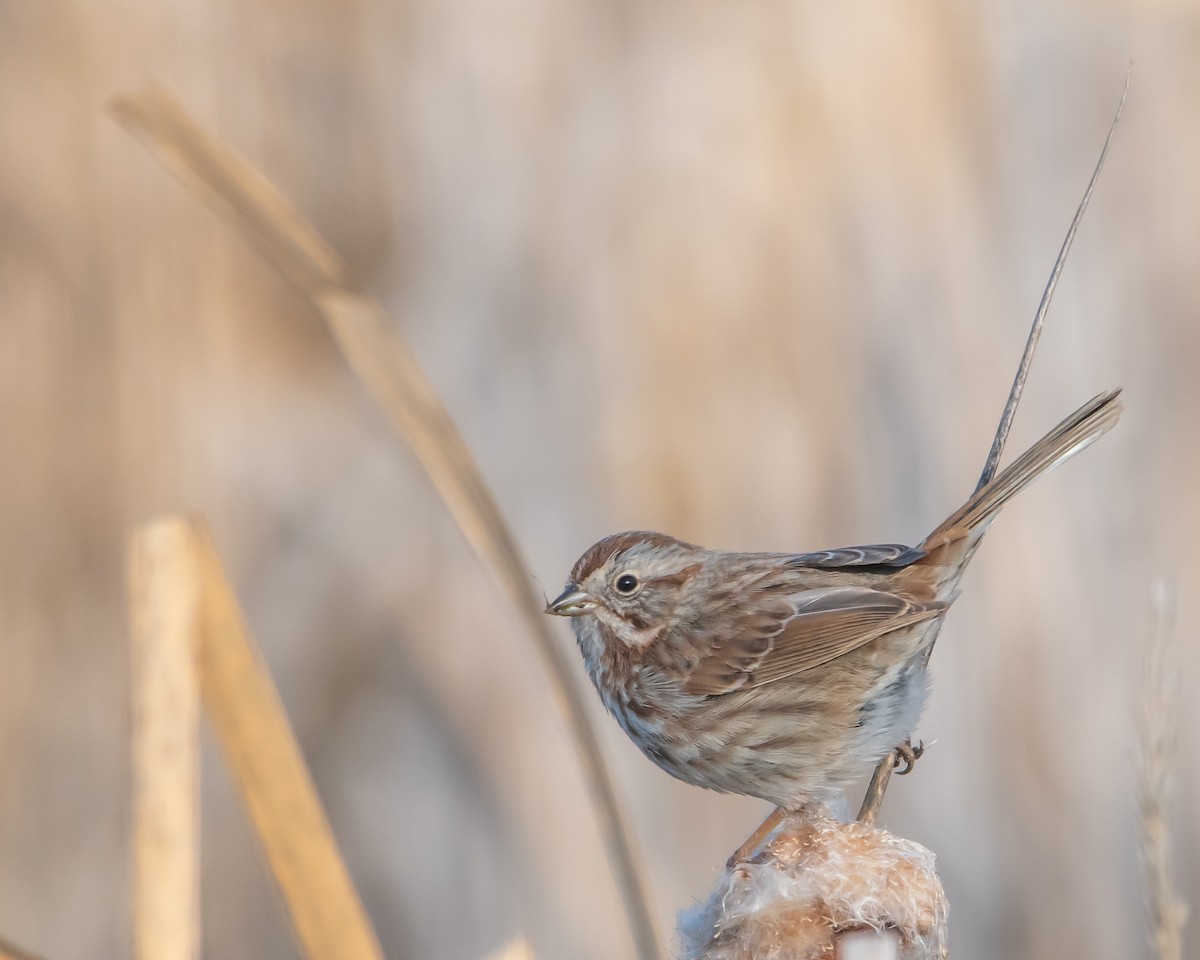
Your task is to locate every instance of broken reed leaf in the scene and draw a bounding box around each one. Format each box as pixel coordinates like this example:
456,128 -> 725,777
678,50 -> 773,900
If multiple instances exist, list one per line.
861,73 -> 1130,823
189,517 -> 385,960
975,72 -> 1128,492
127,518 -> 202,960
113,86 -> 662,960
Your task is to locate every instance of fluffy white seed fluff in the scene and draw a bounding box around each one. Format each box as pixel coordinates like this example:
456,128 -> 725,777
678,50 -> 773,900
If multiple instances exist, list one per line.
678,813 -> 948,960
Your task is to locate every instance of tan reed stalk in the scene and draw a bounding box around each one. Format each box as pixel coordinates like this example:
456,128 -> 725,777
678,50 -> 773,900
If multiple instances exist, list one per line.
112,86 -> 662,960
127,515 -> 385,960
127,519 -> 202,960
1137,580 -> 1187,960
190,517 -> 385,960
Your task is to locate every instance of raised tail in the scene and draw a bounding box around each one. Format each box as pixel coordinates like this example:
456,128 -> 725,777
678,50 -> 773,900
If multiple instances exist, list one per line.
921,389 -> 1123,552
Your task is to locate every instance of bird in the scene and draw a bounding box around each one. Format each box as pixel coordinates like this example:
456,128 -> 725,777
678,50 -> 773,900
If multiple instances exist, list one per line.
547,388 -> 1121,858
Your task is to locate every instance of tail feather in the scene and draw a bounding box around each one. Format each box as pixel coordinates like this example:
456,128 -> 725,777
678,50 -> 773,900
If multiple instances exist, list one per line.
922,389 -> 1123,550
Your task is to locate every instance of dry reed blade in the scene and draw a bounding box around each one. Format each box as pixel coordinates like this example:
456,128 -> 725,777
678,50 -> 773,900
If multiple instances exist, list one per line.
112,86 -> 662,960
859,76 -> 1128,825
188,516 -> 385,960
976,73 -> 1128,491
1138,580 -> 1187,960
111,88 -> 344,298
127,519 -> 202,960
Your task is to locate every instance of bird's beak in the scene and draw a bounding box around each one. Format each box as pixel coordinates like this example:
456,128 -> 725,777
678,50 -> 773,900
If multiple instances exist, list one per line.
547,584 -> 594,617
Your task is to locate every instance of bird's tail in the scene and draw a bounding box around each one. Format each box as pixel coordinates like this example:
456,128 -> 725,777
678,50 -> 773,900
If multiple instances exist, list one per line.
921,389 -> 1123,554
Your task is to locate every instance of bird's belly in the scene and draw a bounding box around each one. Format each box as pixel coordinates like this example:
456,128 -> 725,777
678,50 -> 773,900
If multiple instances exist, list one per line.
608,654 -> 931,809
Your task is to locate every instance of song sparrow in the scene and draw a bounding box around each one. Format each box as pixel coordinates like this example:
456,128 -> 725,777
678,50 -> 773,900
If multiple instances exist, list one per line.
547,390 -> 1121,817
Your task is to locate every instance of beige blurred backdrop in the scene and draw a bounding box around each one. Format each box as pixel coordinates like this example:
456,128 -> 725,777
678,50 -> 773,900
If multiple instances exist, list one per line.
0,1 -> 1196,958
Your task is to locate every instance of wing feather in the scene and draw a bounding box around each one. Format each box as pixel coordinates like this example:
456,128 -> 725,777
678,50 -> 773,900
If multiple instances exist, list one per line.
788,543 -> 926,569
680,585 -> 945,696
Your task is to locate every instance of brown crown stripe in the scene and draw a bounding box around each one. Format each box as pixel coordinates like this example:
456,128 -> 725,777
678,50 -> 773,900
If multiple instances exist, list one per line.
570,531 -> 696,583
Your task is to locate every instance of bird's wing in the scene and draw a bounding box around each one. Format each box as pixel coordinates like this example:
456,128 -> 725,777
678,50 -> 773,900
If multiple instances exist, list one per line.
678,585 -> 945,697
786,543 -> 926,568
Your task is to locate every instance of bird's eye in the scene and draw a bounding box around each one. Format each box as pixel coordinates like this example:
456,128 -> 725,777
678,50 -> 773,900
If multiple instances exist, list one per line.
615,573 -> 640,595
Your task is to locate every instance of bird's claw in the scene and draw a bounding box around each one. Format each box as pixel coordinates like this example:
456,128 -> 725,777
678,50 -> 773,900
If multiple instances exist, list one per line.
894,739 -> 925,776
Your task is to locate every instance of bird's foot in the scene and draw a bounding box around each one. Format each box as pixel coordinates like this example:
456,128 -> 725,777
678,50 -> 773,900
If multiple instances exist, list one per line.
857,739 -> 928,822
894,739 -> 925,776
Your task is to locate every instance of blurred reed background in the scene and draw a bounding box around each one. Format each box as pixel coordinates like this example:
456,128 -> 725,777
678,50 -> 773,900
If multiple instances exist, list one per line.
0,1 -> 1195,958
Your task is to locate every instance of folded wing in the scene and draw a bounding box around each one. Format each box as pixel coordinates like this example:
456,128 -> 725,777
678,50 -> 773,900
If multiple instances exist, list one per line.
680,585 -> 945,696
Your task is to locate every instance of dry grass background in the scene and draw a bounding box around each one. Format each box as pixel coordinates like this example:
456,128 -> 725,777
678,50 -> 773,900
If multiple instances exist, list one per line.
0,1 -> 1196,959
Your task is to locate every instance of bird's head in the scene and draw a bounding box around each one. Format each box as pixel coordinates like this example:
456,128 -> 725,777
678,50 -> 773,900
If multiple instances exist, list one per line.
547,531 -> 705,648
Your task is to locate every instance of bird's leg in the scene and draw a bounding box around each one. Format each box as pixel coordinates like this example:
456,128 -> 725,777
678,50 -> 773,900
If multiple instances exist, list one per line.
726,806 -> 787,868
857,751 -> 899,824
